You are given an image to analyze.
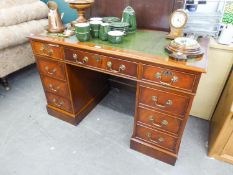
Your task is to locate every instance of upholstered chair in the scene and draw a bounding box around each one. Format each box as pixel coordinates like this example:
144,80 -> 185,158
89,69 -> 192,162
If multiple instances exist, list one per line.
0,0 -> 48,90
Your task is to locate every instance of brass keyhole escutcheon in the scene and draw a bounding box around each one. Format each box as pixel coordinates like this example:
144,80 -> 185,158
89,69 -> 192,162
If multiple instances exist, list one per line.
94,56 -> 101,62
148,115 -> 155,122
146,132 -> 152,139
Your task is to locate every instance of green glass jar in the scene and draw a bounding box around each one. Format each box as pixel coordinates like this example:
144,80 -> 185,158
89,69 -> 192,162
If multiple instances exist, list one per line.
90,20 -> 102,38
99,23 -> 110,41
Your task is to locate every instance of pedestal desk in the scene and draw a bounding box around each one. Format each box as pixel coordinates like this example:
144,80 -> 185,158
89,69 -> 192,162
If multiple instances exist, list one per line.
29,30 -> 207,165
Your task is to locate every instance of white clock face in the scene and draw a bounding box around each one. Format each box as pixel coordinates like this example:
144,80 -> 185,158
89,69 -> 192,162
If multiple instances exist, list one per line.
171,11 -> 187,28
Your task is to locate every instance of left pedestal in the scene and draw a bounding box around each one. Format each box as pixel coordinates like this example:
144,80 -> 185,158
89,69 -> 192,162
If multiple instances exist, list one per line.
31,41 -> 109,125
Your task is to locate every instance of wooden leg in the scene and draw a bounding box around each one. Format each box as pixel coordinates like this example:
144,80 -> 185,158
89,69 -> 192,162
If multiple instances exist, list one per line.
1,77 -> 10,91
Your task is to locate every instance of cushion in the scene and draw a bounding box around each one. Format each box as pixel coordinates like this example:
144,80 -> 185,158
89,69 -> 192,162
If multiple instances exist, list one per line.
0,19 -> 47,50
0,0 -> 38,9
0,1 -> 48,27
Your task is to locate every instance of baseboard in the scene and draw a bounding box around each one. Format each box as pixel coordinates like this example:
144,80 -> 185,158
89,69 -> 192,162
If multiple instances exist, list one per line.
130,138 -> 177,166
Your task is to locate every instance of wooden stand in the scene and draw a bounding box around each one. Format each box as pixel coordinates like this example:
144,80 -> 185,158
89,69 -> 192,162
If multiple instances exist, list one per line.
69,3 -> 93,24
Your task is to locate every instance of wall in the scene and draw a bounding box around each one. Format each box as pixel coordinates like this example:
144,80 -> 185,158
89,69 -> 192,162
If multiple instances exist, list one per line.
190,38 -> 233,120
41,0 -> 77,24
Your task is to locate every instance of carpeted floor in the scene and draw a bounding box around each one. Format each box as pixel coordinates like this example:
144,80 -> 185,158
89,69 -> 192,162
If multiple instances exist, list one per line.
0,65 -> 232,175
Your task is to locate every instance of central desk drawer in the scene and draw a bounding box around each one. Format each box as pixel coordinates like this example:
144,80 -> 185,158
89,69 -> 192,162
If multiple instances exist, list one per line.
47,93 -> 72,113
105,57 -> 138,78
142,65 -> 197,92
139,85 -> 190,117
65,48 -> 104,69
137,107 -> 182,135
135,124 -> 177,151
42,76 -> 70,98
37,58 -> 66,81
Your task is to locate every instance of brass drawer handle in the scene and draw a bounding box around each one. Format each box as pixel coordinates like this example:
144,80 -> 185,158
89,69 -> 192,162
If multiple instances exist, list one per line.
82,56 -> 89,63
155,70 -> 178,86
107,61 -> 113,70
45,66 -> 57,75
72,53 -> 83,64
73,53 -> 78,60
52,98 -> 64,107
146,132 -> 164,144
40,44 -> 53,56
47,49 -> 53,56
107,61 -> 126,73
119,64 -> 126,72
40,45 -> 46,52
148,115 -> 169,127
151,96 -> 172,108
48,84 -> 60,92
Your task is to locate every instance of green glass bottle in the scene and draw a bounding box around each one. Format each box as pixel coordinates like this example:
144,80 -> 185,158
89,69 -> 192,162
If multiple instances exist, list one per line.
122,6 -> 137,33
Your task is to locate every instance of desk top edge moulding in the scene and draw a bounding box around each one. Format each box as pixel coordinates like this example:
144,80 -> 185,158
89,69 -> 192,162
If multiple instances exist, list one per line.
29,1 -> 208,166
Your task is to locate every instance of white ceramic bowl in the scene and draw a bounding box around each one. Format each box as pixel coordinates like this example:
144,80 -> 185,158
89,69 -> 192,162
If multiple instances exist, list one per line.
108,31 -> 124,36
75,23 -> 90,27
89,20 -> 103,25
101,23 -> 110,27
108,31 -> 124,44
90,17 -> 103,21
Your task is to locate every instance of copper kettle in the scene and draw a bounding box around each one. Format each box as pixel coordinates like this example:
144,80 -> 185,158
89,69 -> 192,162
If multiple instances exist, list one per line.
47,1 -> 65,33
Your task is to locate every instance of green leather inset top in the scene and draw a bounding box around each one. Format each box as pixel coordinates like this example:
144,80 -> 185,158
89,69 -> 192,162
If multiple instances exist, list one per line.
87,30 -> 170,58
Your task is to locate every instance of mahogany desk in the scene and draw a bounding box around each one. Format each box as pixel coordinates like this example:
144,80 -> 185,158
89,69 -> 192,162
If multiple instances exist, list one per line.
29,30 -> 207,165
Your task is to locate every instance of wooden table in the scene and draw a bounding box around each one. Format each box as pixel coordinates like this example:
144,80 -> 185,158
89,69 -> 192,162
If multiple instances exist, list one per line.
29,30 -> 207,165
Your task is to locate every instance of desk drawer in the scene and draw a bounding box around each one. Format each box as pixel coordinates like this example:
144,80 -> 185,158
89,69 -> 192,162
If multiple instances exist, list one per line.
65,48 -> 104,69
137,107 -> 182,135
47,93 -> 72,113
106,57 -> 138,78
135,124 -> 177,151
139,85 -> 190,117
42,76 -> 70,98
37,58 -> 66,81
32,42 -> 64,60
142,65 -> 197,92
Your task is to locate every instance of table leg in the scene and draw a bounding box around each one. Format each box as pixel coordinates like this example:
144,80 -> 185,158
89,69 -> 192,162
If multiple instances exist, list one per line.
1,77 -> 10,91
